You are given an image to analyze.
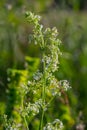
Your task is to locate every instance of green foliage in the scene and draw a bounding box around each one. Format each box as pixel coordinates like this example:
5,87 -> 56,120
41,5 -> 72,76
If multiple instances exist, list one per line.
5,56 -> 40,122
25,56 -> 40,78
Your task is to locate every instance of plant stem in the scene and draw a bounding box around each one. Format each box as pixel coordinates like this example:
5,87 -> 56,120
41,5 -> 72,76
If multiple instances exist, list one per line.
24,116 -> 29,130
39,53 -> 46,130
47,96 -> 56,106
22,96 -> 29,130
39,36 -> 46,130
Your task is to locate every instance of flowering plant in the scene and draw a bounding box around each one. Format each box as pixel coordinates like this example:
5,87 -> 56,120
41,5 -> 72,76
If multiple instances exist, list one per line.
3,11 -> 70,130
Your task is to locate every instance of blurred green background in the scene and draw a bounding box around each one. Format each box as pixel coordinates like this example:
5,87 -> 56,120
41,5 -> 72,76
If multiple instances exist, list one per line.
0,0 -> 87,129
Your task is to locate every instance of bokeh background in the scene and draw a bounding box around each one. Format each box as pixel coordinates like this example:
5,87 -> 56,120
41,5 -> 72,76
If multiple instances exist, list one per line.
0,0 -> 87,129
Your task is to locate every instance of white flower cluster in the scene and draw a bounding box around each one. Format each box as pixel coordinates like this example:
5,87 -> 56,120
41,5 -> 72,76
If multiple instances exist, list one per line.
43,119 -> 63,130
25,11 -> 41,24
59,80 -> 71,91
22,99 -> 44,117
3,115 -> 20,130
33,70 -> 42,81
46,76 -> 60,97
43,27 -> 61,73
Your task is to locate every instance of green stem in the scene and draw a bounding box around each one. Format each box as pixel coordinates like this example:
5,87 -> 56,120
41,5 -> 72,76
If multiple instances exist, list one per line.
47,96 -> 56,107
24,116 -> 29,130
39,35 -> 46,130
22,96 -> 29,130
39,53 -> 46,130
